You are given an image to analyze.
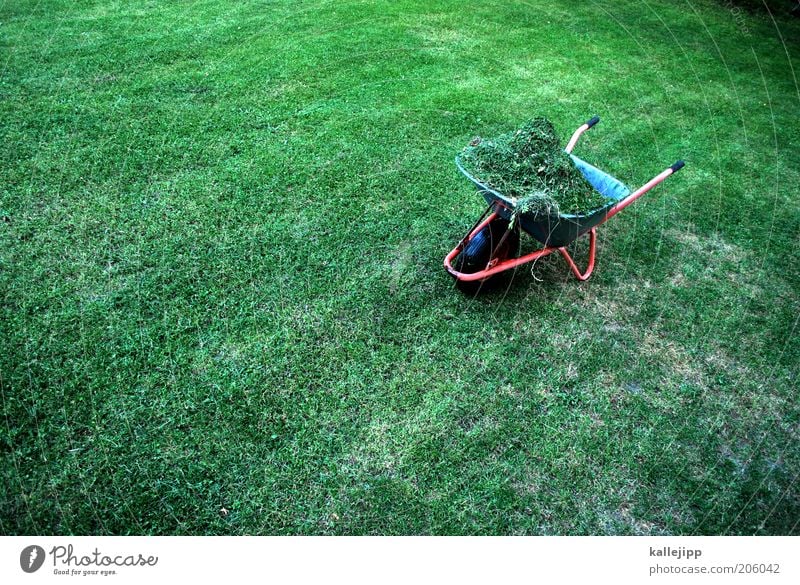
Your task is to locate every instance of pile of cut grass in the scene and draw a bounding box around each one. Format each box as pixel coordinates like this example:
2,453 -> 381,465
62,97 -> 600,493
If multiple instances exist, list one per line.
460,118 -> 609,218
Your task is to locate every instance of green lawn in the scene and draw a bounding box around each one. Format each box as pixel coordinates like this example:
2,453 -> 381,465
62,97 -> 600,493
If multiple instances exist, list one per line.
1,0 -> 798,535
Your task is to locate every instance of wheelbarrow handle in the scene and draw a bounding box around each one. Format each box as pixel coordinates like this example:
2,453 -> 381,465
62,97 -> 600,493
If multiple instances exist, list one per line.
603,160 -> 687,222
565,115 -> 600,154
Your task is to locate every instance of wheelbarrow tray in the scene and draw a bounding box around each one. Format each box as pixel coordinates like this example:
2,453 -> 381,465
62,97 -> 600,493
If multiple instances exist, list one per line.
455,154 -> 631,247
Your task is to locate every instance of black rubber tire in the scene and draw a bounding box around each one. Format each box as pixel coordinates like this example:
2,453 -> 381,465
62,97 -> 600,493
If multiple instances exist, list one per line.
454,217 -> 519,294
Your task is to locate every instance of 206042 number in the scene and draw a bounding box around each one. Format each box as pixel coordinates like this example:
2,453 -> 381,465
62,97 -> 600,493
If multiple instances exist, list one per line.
735,563 -> 780,574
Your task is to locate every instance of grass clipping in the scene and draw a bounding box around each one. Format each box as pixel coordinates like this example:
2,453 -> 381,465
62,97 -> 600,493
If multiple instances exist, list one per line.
460,118 -> 609,223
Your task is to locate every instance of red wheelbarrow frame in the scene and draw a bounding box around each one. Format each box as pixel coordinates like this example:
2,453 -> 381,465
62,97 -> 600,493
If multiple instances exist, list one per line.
444,116 -> 685,282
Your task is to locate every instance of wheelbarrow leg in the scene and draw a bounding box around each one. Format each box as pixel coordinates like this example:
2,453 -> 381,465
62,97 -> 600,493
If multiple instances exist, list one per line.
558,228 -> 597,281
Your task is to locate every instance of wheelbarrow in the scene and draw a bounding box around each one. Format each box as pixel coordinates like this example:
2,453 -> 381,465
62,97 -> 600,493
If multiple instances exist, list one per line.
444,116 -> 685,292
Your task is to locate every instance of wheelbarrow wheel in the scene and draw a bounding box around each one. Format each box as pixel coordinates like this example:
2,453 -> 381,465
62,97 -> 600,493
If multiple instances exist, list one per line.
454,217 -> 519,294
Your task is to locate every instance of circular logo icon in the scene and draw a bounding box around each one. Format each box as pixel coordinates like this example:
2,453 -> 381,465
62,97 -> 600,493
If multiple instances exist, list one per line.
20,545 -> 45,573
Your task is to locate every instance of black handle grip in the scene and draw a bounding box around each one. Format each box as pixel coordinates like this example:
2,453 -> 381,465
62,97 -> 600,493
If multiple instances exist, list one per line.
586,115 -> 600,129
670,160 -> 685,173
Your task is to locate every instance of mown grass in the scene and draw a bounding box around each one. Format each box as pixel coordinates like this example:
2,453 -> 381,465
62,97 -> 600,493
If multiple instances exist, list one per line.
1,0 -> 798,535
